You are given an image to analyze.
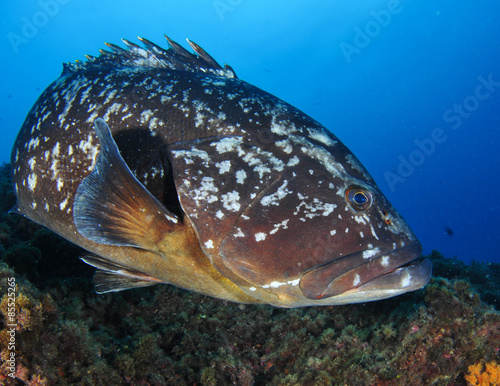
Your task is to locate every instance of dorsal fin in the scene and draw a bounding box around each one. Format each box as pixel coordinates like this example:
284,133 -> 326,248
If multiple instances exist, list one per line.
62,35 -> 237,79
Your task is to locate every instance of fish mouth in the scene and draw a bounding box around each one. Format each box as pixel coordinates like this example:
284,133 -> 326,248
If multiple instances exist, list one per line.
300,242 -> 431,300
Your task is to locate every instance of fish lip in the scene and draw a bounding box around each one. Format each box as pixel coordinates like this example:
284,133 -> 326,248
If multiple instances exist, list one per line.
299,241 -> 427,300
341,257 -> 433,300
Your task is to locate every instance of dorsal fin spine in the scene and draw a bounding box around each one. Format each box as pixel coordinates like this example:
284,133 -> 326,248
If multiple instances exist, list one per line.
62,35 -> 237,79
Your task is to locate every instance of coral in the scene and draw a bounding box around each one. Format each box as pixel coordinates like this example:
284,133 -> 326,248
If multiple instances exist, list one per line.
465,361 -> 500,386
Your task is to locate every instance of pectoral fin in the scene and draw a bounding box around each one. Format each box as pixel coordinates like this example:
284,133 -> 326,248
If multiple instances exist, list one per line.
81,254 -> 163,293
73,118 -> 180,252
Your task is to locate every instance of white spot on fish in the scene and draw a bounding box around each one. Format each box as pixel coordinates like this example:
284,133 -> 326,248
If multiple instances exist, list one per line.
194,112 -> 205,128
253,164 -> 271,179
204,240 -> 214,249
236,169 -> 247,184
103,89 -> 118,106
27,173 -> 37,191
52,142 -> 60,158
354,215 -> 368,225
249,287 -> 257,292
213,137 -> 243,154
79,85 -> 93,104
330,230 -> 337,236
381,255 -> 390,267
363,248 -> 380,260
27,156 -> 37,170
221,190 -> 241,212
78,134 -> 94,154
307,128 -> 337,147
171,148 -> 210,166
56,178 -> 64,191
160,95 -> 172,103
59,196 -> 69,210
370,224 -> 380,240
255,232 -> 267,242
269,219 -> 290,235
261,181 -> 292,206
216,210 -> 224,219
261,279 -> 300,289
294,196 -> 337,220
191,177 -> 219,205
103,103 -> 123,121
215,160 -> 231,174
353,274 -> 361,286
276,140 -> 293,154
233,228 -> 245,238
28,137 -> 40,151
401,271 -> 411,288
140,109 -> 154,124
287,156 -> 299,167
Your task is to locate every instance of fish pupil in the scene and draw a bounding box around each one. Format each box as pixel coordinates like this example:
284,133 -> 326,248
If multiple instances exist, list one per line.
353,192 -> 368,205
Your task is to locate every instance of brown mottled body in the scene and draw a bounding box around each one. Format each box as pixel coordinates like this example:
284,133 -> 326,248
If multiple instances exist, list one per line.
11,36 -> 431,307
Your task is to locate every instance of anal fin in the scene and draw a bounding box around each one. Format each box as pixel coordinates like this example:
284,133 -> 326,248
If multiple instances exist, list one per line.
81,254 -> 163,294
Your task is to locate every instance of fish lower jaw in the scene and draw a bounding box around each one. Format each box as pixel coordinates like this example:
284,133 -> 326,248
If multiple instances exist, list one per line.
326,258 -> 433,304
319,258 -> 433,307
298,241 -> 425,299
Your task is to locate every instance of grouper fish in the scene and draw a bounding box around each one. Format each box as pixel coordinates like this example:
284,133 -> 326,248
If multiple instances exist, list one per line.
10,35 -> 431,307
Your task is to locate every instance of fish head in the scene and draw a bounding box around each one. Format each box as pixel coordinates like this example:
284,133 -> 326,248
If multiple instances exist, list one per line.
219,177 -> 429,306
175,122 -> 431,307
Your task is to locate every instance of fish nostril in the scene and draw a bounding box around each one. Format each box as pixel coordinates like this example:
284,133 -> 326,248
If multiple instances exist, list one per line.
382,210 -> 392,225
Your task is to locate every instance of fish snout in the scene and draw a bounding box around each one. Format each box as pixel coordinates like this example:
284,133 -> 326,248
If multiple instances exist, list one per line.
299,241 -> 431,300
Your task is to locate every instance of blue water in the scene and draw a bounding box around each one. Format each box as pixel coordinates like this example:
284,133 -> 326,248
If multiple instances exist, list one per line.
1,1 -> 499,264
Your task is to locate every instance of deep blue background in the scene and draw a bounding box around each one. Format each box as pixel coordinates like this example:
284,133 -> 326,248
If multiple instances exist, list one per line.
1,1 -> 499,264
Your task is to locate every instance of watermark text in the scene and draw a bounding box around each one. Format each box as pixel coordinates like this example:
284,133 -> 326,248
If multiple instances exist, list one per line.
213,0 -> 243,21
5,277 -> 17,379
384,73 -> 500,192
340,0 -> 403,64
7,0 -> 70,54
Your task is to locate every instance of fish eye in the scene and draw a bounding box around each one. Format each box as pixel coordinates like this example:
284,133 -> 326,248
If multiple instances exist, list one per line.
345,186 -> 373,211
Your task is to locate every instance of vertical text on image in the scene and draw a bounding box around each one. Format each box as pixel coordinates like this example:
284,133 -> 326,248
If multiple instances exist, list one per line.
5,277 -> 17,379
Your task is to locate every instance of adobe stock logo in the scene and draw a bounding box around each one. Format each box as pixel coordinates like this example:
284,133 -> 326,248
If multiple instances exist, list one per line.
384,73 -> 500,192
213,0 -> 243,21
340,0 -> 404,64
7,0 -> 70,54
